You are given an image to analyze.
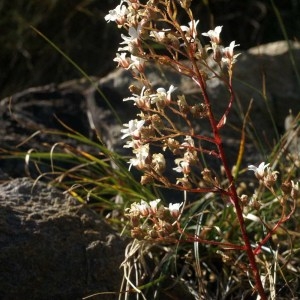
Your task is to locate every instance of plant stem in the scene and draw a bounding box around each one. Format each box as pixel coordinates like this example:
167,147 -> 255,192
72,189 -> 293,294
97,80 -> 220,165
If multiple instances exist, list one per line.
193,69 -> 267,299
218,142 -> 267,299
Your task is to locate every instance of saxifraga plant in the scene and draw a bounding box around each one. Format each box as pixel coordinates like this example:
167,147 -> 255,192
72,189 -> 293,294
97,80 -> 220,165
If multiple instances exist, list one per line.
105,0 -> 298,299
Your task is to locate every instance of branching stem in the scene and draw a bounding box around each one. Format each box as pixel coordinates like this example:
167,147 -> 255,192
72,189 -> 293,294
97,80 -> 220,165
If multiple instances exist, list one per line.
183,38 -> 267,298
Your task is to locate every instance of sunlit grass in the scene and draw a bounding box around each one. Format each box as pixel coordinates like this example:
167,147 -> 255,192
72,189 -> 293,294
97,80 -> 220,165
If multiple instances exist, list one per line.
1,125 -> 157,229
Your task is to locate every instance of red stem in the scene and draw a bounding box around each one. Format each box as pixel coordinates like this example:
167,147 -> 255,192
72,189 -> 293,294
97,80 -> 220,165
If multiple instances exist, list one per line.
182,232 -> 245,251
158,8 -> 267,297
191,61 -> 267,299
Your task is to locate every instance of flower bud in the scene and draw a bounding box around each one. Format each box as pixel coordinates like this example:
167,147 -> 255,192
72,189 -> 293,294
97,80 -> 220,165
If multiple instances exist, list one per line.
201,168 -> 213,183
281,181 -> 292,195
176,177 -> 192,189
213,45 -> 223,62
177,95 -> 189,113
156,206 -> 169,221
130,215 -> 140,227
164,138 -> 180,155
162,222 -> 175,234
148,229 -> 159,239
250,200 -> 261,210
140,125 -> 155,139
131,227 -> 146,240
140,174 -> 154,185
166,33 -> 180,49
151,153 -> 166,174
263,170 -> 279,188
240,194 -> 249,205
190,103 -> 208,118
151,114 -> 164,130
178,0 -> 191,9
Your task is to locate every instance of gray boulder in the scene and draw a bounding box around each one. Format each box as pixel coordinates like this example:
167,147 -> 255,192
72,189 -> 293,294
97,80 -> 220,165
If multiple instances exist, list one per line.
0,177 -> 126,300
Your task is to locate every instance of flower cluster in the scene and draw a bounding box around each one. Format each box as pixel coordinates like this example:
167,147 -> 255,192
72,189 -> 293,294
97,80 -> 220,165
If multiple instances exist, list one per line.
104,0 -> 243,190
105,0 -> 240,76
104,0 -> 242,189
125,199 -> 183,240
202,26 -> 240,66
246,162 -> 299,212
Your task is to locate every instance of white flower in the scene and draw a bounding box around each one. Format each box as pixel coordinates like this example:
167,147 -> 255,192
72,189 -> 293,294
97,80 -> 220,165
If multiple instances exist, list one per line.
180,20 -> 199,41
202,26 -> 223,44
248,162 -> 270,180
104,4 -> 128,23
157,85 -> 177,99
128,55 -> 146,72
113,52 -> 130,69
180,136 -> 195,148
121,119 -> 145,139
136,200 -> 151,216
222,41 -> 240,64
151,85 -> 177,106
168,202 -> 183,218
123,139 -> 142,149
129,143 -> 150,170
173,159 -> 190,175
132,199 -> 161,217
149,199 -> 161,214
119,25 -> 142,52
127,202 -> 140,216
150,30 -> 168,42
123,86 -> 150,109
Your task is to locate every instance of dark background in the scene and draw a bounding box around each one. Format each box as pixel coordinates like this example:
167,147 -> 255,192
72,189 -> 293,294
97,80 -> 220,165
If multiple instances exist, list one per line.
1,0 -> 299,99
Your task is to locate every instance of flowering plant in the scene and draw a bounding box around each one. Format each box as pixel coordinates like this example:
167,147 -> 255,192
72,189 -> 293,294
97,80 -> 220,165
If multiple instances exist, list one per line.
105,1 -> 298,299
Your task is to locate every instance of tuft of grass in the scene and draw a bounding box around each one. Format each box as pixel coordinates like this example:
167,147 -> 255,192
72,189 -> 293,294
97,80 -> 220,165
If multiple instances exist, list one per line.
1,124 -> 157,229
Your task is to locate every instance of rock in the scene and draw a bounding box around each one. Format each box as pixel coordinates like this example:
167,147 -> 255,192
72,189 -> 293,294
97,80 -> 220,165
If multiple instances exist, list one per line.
0,78 -> 119,178
0,177 -> 126,300
232,41 -> 300,134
